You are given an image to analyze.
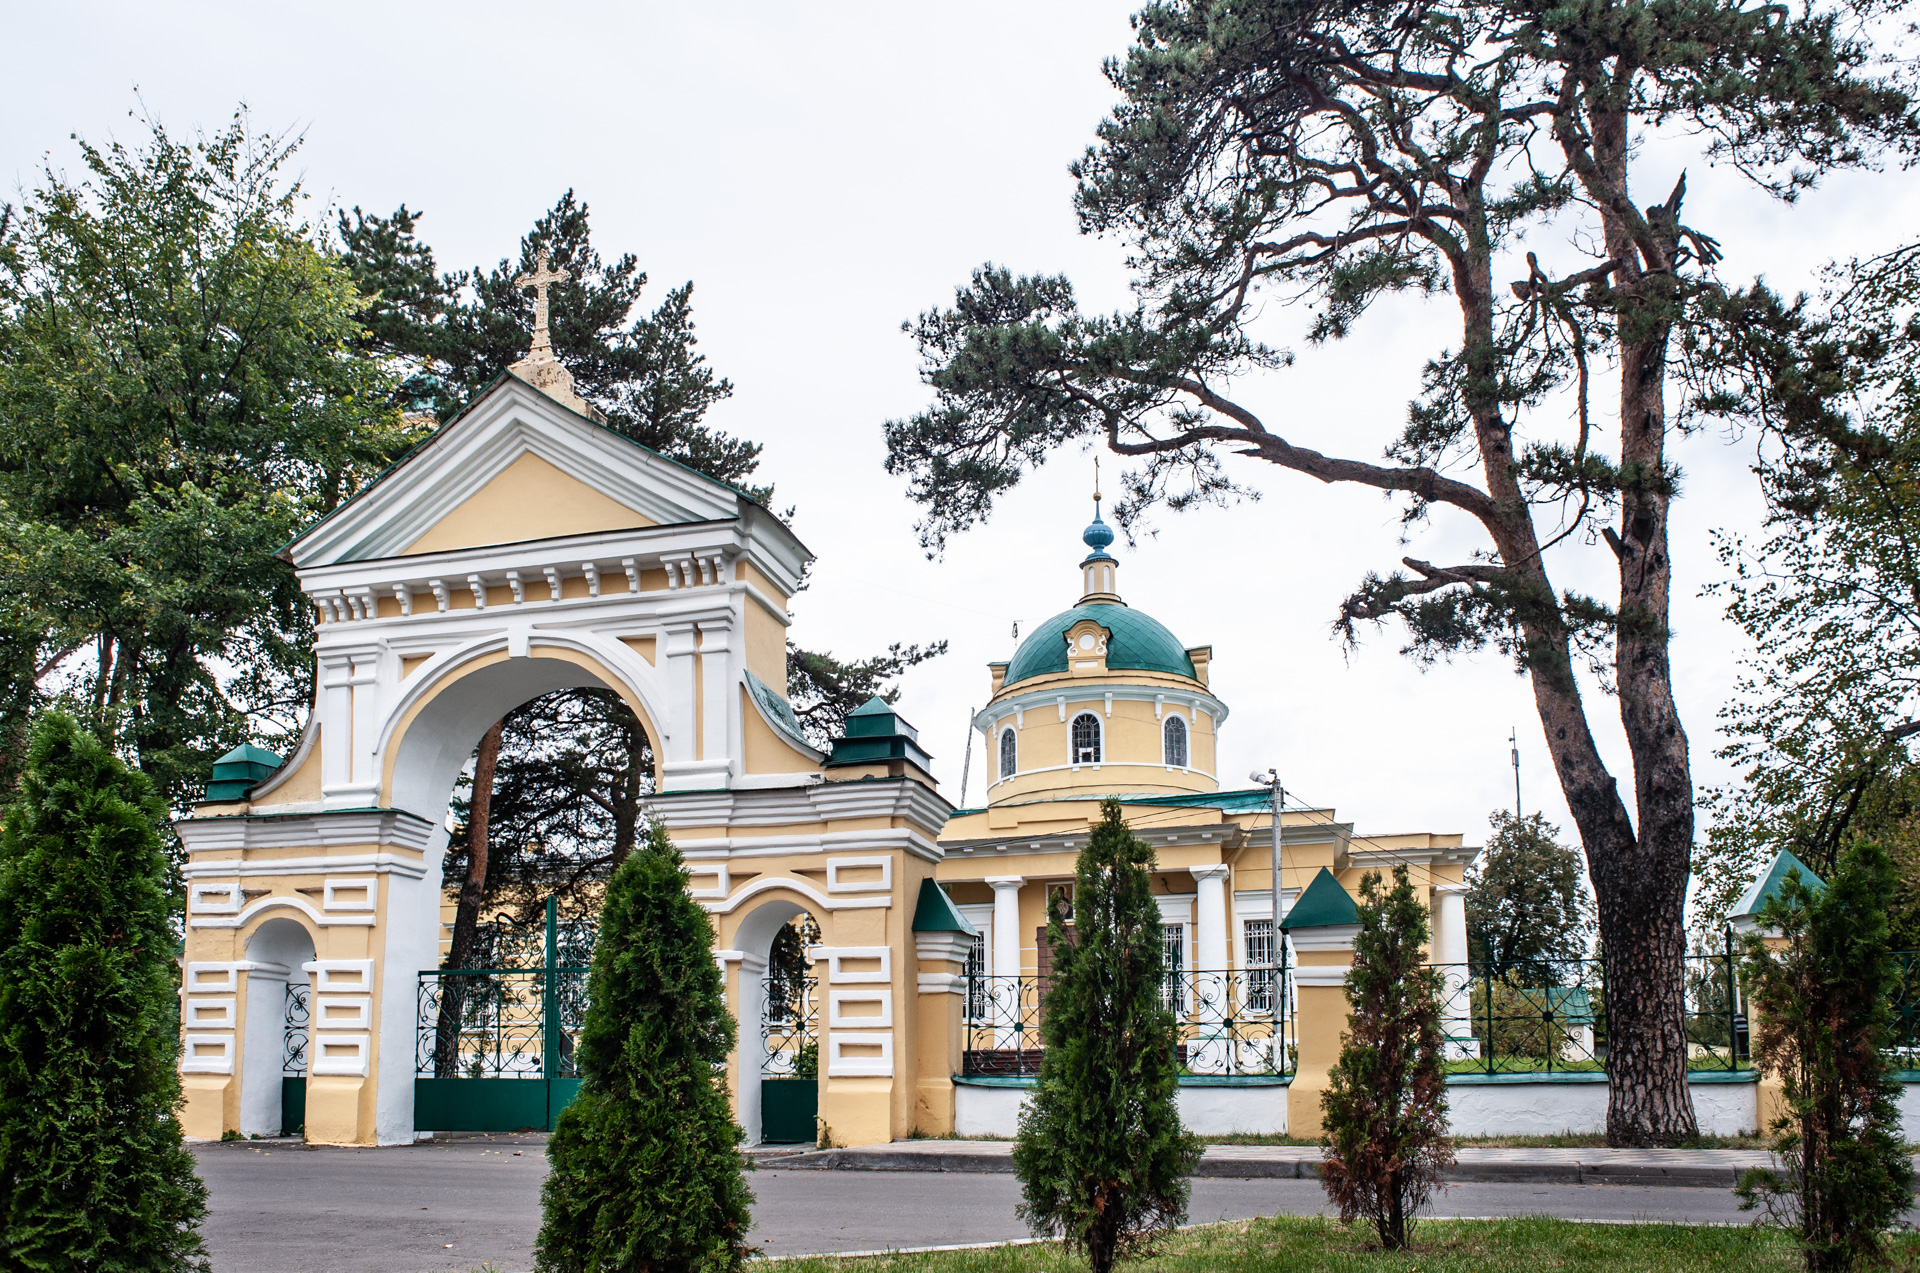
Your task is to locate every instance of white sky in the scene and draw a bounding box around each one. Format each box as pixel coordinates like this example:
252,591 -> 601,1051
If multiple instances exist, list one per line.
8,1 -> 1917,853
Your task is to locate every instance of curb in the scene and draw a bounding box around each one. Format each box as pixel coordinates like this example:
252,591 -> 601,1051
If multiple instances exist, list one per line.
768,1149 -> 1748,1188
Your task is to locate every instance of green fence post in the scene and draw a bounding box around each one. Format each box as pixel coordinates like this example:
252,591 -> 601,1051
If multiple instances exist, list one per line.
544,896 -> 559,1128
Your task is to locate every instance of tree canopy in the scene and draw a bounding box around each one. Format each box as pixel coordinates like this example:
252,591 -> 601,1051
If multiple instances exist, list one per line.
1464,811 -> 1595,978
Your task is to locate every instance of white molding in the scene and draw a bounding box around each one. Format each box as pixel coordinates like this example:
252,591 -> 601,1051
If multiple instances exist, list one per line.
313,995 -> 373,1031
825,855 -> 892,894
1288,924 -> 1361,953
184,960 -> 290,993
686,864 -> 729,899
177,811 -> 437,857
189,882 -> 242,914
184,996 -> 237,1029
322,878 -> 378,912
181,1033 -> 235,1074
974,682 -> 1230,734
918,971 -> 967,995
189,892 -> 376,930
1293,963 -> 1355,987
1156,895 -> 1194,925
304,959 -> 376,993
827,1031 -> 894,1078
699,874 -> 891,916
310,1031 -> 372,1077
181,852 -> 428,881
915,931 -> 974,966
811,946 -> 892,984
828,989 -> 894,1029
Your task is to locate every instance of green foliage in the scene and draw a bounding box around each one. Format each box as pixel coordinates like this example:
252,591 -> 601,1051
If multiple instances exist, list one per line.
1011,798 -> 1201,1273
535,822 -> 752,1273
0,710 -> 209,1270
785,641 -> 948,751
1321,868 -> 1454,1251
1464,812 -> 1595,980
1735,841 -> 1913,1272
0,109 -> 415,805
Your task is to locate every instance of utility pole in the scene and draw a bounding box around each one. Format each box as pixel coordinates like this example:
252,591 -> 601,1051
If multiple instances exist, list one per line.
958,707 -> 976,809
1251,767 -> 1283,918
1510,727 -> 1522,821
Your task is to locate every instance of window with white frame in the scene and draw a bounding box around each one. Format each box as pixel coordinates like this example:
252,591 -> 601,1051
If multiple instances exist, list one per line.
1070,712 -> 1102,765
1243,917 -> 1275,1014
1161,923 -> 1185,1012
964,931 -> 987,1020
999,728 -> 1017,779
1163,714 -> 1188,767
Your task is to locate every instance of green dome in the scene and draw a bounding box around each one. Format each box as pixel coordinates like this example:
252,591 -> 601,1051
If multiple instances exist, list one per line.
1003,603 -> 1195,689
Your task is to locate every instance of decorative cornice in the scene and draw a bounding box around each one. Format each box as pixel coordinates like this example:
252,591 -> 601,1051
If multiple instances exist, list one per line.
175,808 -> 438,855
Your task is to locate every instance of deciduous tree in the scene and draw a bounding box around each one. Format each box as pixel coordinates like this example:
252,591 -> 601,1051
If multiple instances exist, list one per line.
883,0 -> 1913,1145
1465,811 -> 1594,979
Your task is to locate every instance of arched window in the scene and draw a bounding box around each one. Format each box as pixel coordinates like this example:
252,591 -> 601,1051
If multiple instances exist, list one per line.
1163,714 -> 1188,768
1070,713 -> 1102,765
998,728 -> 1017,779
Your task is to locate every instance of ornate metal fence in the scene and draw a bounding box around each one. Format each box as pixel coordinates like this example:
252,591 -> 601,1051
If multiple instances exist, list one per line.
1886,951 -> 1920,1071
960,966 -> 1294,1079
1432,950 -> 1752,1076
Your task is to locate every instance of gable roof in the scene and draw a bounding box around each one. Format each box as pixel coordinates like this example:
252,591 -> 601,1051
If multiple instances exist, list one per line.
1731,848 -> 1824,923
1281,866 -> 1359,930
285,371 -> 796,568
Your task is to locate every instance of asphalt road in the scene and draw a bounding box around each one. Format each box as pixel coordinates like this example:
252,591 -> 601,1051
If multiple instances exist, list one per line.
193,1135 -> 1761,1273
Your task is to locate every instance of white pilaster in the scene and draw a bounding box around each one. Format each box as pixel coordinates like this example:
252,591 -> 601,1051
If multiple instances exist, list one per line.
659,621 -> 701,781
1190,864 -> 1230,973
987,875 -> 1024,1048
1188,864 -> 1231,1073
698,626 -> 732,774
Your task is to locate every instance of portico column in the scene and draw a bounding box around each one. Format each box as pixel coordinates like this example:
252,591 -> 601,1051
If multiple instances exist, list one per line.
1188,864 -> 1231,1072
986,876 -> 1024,1048
1431,884 -> 1472,1059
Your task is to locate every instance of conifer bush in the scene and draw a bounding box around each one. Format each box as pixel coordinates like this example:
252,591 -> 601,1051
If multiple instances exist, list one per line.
535,822 -> 752,1273
1321,867 -> 1454,1251
0,710 -> 210,1271
1735,841 -> 1913,1272
1011,798 -> 1201,1273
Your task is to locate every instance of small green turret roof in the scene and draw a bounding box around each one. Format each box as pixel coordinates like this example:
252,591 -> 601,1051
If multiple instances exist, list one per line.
1280,867 -> 1359,930
203,743 -> 283,804
1731,849 -> 1824,923
911,879 -> 978,934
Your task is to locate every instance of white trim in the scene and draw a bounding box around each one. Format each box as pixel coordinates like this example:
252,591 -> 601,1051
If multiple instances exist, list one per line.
322,878 -> 378,912
1288,924 -> 1361,953
827,989 -> 894,1029
184,997 -> 237,1029
1156,895 -> 1195,924
314,995 -> 374,1031
811,946 -> 891,984
699,874 -> 890,915
686,864 -> 729,899
189,882 -> 242,914
311,1032 -> 372,1077
825,855 -> 892,894
1292,964 -> 1354,987
181,1033 -> 235,1074
827,1032 -> 894,1077
303,959 -> 375,993
190,892 -> 375,930
182,851 -> 429,880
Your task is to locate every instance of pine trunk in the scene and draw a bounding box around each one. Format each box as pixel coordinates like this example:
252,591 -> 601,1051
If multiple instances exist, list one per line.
436,721 -> 502,1077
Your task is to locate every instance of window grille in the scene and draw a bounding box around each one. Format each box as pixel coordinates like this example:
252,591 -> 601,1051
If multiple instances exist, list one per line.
1244,918 -> 1275,1014
964,931 -> 987,1021
999,728 -> 1017,779
1162,923 -> 1185,1011
1163,715 -> 1188,767
1070,713 -> 1102,765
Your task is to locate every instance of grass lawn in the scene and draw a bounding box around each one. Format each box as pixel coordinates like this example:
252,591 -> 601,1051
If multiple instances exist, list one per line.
772,1215 -> 1908,1272
1197,1132 -> 1773,1150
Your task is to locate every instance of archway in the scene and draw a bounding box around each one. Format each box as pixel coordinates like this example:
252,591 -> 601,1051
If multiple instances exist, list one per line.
733,897 -> 824,1145
238,917 -> 316,1138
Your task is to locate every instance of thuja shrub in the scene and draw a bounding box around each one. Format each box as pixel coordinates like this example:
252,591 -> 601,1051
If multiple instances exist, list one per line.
1736,841 -> 1913,1272
535,822 -> 752,1273
0,710 -> 210,1271
1012,798 -> 1201,1273
1321,866 -> 1455,1251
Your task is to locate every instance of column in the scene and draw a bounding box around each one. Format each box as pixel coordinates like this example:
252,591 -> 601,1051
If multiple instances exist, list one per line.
658,622 -> 701,788
1188,865 -> 1231,1072
1431,884 -> 1473,1059
1287,923 -> 1359,1140
986,876 -> 1024,1048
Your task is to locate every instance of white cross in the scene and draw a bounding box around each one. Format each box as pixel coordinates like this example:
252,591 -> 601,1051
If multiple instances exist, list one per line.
514,250 -> 570,358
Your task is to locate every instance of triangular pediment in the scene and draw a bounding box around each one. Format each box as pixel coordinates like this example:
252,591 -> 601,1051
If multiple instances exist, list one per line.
287,374 -> 745,567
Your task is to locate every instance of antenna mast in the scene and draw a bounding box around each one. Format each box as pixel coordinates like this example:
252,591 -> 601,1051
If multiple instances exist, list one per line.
1510,727 -> 1522,820
959,707 -> 977,809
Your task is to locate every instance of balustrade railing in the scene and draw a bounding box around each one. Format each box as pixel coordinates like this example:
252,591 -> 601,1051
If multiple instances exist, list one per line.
960,966 -> 1294,1079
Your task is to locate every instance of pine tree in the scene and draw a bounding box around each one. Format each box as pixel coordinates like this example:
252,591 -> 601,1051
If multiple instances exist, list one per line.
1321,867 -> 1454,1251
535,822 -> 751,1273
1011,798 -> 1200,1273
1736,842 -> 1913,1272
0,710 -> 209,1271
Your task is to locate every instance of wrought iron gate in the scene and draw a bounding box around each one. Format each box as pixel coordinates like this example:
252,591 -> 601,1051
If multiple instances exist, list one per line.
759,916 -> 819,1143
282,982 -> 308,1136
414,898 -> 593,1132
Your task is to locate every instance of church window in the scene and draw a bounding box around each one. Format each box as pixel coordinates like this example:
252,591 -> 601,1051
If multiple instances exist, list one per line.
1163,714 -> 1188,768
999,728 -> 1017,779
964,932 -> 987,1021
1162,923 -> 1186,1012
1244,918 -> 1275,1014
1070,713 -> 1102,765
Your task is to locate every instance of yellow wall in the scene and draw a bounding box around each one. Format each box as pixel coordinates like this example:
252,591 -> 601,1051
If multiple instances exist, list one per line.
404,452 -> 656,555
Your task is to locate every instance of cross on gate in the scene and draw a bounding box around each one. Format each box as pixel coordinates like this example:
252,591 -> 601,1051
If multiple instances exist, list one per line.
514,250 -> 570,358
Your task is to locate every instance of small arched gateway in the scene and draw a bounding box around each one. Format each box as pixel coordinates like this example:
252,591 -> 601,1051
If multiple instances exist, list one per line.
176,335 -> 971,1147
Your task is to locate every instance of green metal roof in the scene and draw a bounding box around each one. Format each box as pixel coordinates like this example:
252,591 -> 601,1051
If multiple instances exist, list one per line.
1731,849 -> 1824,922
1280,867 -> 1358,931
911,879 -> 978,934
204,743 -> 284,803
1003,603 -> 1196,689
825,699 -> 934,771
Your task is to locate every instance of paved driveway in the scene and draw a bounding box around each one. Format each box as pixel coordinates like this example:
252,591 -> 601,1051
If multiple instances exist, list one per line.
193,1135 -> 1759,1273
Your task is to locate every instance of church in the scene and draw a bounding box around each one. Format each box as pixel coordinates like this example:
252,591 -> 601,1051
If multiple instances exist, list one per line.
172,276 -> 1476,1148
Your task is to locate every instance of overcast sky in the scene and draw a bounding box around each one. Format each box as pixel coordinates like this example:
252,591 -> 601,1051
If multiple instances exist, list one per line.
8,1 -> 1917,856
